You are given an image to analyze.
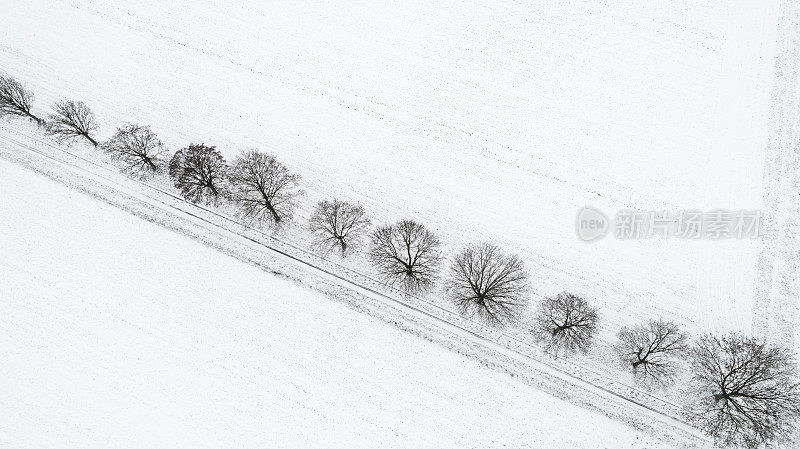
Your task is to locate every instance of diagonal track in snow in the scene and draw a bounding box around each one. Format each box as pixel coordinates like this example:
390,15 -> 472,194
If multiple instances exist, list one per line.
0,123 -> 710,447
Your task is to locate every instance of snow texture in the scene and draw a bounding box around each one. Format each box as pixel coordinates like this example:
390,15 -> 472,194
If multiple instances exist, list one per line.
0,157 -> 678,448
0,0 -> 779,338
0,0 -> 795,446
753,0 -> 800,355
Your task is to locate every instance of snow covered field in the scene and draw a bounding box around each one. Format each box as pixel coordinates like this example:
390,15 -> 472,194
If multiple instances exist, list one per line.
0,158 -> 679,448
0,0 -> 780,338
1,0 -> 793,446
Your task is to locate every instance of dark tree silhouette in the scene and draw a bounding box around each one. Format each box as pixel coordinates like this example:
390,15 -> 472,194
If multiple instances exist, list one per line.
102,124 -> 167,178
227,150 -> 302,226
308,199 -> 370,255
369,220 -> 442,293
0,75 -> 42,125
45,100 -> 98,146
446,243 -> 528,325
532,292 -> 599,355
615,319 -> 688,387
168,144 -> 227,204
687,333 -> 800,449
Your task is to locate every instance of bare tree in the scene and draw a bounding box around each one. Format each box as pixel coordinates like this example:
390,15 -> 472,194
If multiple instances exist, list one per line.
227,150 -> 302,226
308,199 -> 370,255
369,220 -> 443,293
168,143 -> 227,204
102,124 -> 167,178
532,292 -> 599,355
615,319 -> 688,387
446,243 -> 528,325
45,100 -> 98,146
0,75 -> 42,125
687,333 -> 800,449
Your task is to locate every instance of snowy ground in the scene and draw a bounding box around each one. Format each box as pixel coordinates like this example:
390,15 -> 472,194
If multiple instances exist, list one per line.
0,0 -> 790,446
0,158 -> 679,448
0,0 -> 780,338
753,0 -> 800,354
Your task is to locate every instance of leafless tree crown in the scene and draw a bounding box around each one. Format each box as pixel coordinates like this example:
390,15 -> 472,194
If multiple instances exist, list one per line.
168,144 -> 227,204
532,292 -> 599,355
45,100 -> 98,146
227,150 -> 302,226
0,75 -> 42,125
446,243 -> 528,325
102,124 -> 167,178
614,319 -> 688,387
308,199 -> 370,255
687,333 -> 800,449
369,220 -> 443,293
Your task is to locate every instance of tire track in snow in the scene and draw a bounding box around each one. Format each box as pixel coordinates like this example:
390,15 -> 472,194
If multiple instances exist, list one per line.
0,124 -> 709,447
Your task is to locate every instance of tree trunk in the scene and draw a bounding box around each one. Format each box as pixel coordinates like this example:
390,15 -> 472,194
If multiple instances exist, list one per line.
84,133 -> 98,147
267,203 -> 281,224
145,157 -> 157,172
27,112 -> 43,127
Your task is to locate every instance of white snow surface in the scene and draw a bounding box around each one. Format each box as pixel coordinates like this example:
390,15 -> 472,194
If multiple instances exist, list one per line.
0,0 -> 791,446
0,158 -> 674,448
0,0 -> 781,338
